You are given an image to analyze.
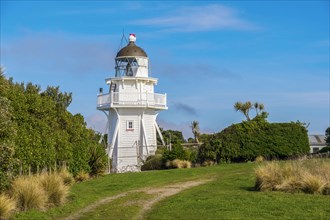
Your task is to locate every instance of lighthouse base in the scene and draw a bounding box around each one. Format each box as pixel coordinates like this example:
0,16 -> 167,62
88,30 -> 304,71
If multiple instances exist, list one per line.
111,164 -> 141,173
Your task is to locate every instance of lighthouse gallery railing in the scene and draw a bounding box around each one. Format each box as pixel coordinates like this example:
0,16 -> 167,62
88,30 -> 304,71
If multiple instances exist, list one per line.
97,92 -> 167,109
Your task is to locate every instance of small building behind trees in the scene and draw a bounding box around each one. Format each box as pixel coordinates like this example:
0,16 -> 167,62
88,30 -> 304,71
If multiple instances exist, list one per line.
308,135 -> 326,153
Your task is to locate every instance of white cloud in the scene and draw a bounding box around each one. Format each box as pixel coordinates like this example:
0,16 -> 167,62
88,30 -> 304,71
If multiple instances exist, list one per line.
133,4 -> 258,32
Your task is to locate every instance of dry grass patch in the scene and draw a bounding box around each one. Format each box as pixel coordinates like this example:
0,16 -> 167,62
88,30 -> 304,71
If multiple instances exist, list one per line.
58,168 -> 75,186
0,193 -> 16,219
255,159 -> 330,195
170,159 -> 191,169
11,176 -> 47,211
75,171 -> 90,182
39,173 -> 69,206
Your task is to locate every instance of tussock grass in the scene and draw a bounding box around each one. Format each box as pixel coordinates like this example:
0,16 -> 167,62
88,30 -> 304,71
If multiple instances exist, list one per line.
255,156 -> 265,163
11,176 -> 47,211
255,159 -> 330,195
170,159 -> 191,169
0,193 -> 16,219
58,168 -> 75,186
255,161 -> 282,191
75,171 -> 90,182
202,160 -> 215,167
38,173 -> 69,206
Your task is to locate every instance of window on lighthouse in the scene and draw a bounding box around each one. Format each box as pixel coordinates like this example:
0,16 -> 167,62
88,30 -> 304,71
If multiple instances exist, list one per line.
126,120 -> 134,131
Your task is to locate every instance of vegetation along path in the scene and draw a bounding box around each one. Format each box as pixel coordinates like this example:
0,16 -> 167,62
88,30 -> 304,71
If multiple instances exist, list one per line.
63,179 -> 212,220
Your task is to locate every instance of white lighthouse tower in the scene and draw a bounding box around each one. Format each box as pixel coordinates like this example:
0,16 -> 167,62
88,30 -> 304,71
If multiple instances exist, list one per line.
97,34 -> 167,173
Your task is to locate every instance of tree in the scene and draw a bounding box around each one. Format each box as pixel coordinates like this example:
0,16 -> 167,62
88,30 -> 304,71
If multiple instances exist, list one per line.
326,127 -> 330,146
234,101 -> 252,121
190,121 -> 200,143
234,101 -> 267,121
254,102 -> 264,116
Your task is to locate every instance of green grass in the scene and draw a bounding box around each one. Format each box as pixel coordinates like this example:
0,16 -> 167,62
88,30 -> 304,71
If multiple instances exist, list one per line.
13,162 -> 330,220
146,163 -> 330,220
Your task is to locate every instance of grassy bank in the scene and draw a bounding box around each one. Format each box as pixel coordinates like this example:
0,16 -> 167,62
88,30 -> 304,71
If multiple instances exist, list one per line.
14,161 -> 330,220
147,162 -> 330,220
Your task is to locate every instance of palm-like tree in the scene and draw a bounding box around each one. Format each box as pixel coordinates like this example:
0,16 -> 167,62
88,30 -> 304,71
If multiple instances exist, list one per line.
254,102 -> 265,116
190,120 -> 200,143
234,101 -> 252,121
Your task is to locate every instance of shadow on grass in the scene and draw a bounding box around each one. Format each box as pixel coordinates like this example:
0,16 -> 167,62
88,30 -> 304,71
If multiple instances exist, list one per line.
240,186 -> 256,191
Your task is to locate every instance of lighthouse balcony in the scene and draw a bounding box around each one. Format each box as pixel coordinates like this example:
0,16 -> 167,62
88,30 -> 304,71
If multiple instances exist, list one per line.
97,92 -> 167,110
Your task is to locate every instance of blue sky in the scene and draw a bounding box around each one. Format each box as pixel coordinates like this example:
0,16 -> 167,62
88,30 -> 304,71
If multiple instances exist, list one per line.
1,1 -> 329,138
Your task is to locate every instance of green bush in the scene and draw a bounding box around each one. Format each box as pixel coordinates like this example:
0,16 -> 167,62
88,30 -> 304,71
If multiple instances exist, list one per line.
141,154 -> 164,171
199,120 -> 309,163
319,146 -> 330,153
88,144 -> 107,176
0,71 -> 102,187
162,144 -> 190,162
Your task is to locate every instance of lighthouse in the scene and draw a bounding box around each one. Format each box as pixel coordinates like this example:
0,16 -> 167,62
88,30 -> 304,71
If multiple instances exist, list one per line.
97,34 -> 167,173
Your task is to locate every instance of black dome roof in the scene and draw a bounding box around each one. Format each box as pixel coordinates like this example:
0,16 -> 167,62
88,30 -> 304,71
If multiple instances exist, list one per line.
116,41 -> 148,58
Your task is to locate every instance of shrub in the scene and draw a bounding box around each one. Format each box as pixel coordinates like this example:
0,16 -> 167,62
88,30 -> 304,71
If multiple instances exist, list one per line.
88,144 -> 107,176
141,154 -> 163,171
0,193 -> 16,219
11,176 -> 47,211
162,144 -> 190,162
200,121 -> 309,163
75,171 -> 89,182
165,160 -> 172,168
319,146 -> 330,153
38,173 -> 69,206
58,168 -> 75,186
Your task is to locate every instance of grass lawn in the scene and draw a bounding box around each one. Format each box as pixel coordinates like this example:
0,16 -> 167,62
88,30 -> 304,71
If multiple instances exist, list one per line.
14,161 -> 330,220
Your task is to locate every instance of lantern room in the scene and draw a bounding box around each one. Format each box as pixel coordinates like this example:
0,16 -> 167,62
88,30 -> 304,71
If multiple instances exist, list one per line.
115,34 -> 149,78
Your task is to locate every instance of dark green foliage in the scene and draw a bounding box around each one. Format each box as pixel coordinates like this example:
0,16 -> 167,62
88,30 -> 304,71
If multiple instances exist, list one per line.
319,146 -> 330,153
157,128 -> 186,145
141,154 -> 163,171
198,120 -> 309,163
162,144 -> 190,162
0,73 -> 19,191
325,127 -> 330,146
0,71 -> 104,188
88,142 -> 108,176
146,128 -> 195,170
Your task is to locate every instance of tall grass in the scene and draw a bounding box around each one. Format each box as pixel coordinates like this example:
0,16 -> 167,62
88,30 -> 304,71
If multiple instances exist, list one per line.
9,170 -> 73,214
0,193 -> 16,219
75,171 -> 90,182
11,176 -> 47,211
58,168 -> 75,186
255,159 -> 330,195
170,159 -> 191,169
38,173 -> 69,206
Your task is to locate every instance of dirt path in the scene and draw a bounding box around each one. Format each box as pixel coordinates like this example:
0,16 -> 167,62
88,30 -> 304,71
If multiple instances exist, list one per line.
63,179 -> 212,220
135,179 -> 212,220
